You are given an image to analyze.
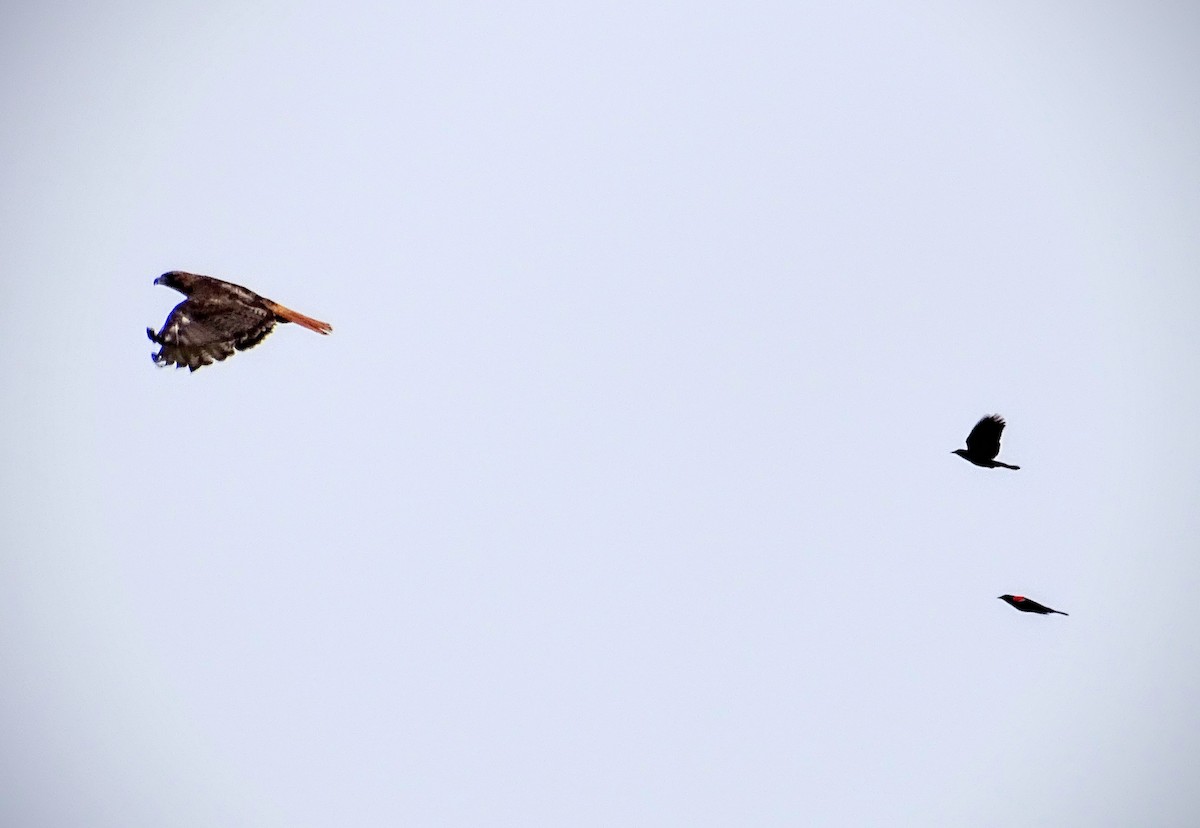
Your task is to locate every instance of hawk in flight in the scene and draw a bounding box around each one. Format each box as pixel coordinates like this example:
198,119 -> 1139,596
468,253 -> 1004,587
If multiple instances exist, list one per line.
147,271 -> 332,371
952,414 -> 1020,470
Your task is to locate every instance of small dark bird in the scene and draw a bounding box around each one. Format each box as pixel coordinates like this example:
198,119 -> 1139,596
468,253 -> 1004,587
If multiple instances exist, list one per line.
998,594 -> 1068,616
953,414 -> 1020,469
147,271 -> 332,371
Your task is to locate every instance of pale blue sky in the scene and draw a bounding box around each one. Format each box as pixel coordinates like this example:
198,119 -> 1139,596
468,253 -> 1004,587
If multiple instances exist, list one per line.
2,2 -> 1199,825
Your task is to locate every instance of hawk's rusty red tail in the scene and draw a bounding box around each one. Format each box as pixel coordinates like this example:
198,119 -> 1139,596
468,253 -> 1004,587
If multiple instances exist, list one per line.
266,300 -> 333,335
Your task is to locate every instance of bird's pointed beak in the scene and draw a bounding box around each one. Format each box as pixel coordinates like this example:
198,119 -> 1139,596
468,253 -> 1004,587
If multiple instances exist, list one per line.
154,275 -> 165,285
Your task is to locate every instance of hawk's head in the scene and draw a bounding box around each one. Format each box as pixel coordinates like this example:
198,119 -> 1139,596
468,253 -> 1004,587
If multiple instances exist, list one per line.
155,271 -> 198,293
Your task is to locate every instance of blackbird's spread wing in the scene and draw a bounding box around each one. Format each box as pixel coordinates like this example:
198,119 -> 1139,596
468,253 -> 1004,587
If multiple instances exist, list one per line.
964,415 -> 1005,461
149,295 -> 276,371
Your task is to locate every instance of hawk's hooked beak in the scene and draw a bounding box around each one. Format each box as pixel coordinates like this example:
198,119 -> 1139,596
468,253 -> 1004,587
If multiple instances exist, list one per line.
154,275 -> 166,285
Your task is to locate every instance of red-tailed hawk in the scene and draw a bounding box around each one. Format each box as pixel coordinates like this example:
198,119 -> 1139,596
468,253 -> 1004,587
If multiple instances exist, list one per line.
147,271 -> 332,371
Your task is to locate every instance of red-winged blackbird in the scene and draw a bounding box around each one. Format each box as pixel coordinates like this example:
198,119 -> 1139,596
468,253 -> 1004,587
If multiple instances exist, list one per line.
998,594 -> 1068,615
953,414 -> 1020,469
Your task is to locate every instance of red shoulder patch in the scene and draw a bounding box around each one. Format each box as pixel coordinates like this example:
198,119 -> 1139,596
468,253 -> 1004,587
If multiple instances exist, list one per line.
1012,596 -> 1025,601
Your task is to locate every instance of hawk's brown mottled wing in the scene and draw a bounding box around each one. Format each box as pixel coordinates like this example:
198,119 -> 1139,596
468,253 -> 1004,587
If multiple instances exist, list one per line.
148,293 -> 276,371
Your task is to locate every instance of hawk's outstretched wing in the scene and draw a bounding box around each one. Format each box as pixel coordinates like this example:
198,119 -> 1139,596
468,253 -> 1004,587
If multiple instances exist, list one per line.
147,294 -> 276,371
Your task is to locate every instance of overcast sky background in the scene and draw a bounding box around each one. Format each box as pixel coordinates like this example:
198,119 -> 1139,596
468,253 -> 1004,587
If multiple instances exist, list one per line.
2,1 -> 1199,825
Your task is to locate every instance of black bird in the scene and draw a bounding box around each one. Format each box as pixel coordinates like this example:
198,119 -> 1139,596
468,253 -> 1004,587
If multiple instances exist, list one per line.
998,594 -> 1068,616
953,414 -> 1020,469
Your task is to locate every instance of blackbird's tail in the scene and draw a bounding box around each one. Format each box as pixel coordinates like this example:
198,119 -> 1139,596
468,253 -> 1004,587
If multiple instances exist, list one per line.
266,301 -> 333,335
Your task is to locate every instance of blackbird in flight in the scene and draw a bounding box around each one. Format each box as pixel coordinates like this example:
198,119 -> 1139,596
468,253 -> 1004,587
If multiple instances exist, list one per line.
953,414 -> 1020,469
998,594 -> 1068,616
